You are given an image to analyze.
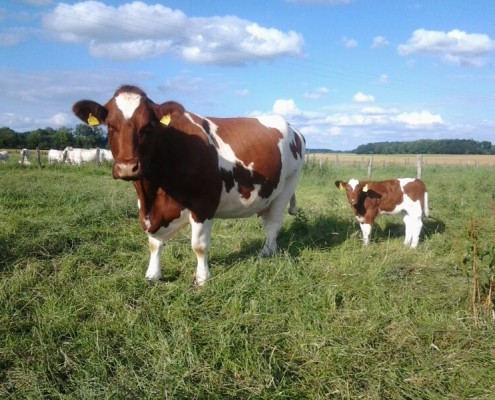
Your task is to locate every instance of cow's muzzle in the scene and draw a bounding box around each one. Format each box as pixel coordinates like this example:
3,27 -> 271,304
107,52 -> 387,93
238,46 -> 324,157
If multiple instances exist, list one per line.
113,161 -> 141,180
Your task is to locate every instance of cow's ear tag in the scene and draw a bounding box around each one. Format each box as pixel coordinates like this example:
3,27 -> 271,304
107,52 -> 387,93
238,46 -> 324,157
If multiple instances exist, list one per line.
339,183 -> 345,191
87,113 -> 99,126
160,114 -> 171,126
363,184 -> 369,192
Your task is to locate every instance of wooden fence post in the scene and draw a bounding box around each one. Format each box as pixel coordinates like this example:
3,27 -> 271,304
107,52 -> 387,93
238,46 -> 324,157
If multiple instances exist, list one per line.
367,156 -> 373,179
416,154 -> 423,179
95,148 -> 101,167
35,147 -> 42,169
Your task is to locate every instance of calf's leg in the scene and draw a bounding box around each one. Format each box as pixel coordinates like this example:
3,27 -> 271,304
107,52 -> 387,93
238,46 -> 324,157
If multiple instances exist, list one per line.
359,223 -> 372,245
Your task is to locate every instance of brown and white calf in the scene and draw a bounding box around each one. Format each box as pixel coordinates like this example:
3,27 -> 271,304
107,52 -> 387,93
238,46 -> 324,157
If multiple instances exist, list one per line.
335,178 -> 429,248
73,85 -> 305,285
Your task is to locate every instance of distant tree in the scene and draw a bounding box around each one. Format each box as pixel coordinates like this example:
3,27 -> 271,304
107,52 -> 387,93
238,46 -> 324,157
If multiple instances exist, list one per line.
0,127 -> 22,148
73,124 -> 107,148
52,127 -> 74,149
25,128 -> 55,149
480,141 -> 492,154
353,138 -> 493,155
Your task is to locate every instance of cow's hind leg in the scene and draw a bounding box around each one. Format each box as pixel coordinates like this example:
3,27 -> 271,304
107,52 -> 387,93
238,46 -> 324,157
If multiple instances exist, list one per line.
259,174 -> 301,257
288,194 -> 298,216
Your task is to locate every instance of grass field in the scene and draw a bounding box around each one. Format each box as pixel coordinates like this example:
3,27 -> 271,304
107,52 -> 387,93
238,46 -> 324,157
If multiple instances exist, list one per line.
1,159 -> 494,399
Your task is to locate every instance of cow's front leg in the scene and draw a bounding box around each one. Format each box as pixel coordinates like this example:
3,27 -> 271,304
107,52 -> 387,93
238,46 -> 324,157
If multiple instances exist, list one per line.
146,235 -> 163,280
190,218 -> 214,286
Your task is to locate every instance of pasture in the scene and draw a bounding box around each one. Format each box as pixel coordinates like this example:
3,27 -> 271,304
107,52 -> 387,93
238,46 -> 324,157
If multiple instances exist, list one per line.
1,158 -> 494,398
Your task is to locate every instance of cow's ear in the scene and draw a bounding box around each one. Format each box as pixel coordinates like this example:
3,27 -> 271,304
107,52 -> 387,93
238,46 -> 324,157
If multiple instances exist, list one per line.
366,189 -> 382,199
73,100 -> 108,126
335,180 -> 345,190
155,101 -> 185,126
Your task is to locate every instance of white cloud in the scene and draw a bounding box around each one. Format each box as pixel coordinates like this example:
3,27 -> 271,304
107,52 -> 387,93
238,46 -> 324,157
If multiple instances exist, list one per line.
371,35 -> 389,49
398,29 -> 495,67
304,86 -> 329,100
272,99 -> 301,116
353,92 -> 375,103
42,2 -> 304,65
341,36 -> 358,48
392,110 -> 444,127
89,39 -> 174,61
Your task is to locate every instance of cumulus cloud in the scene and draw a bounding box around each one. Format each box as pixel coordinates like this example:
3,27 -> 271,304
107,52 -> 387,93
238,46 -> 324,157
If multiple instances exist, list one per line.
371,35 -> 389,49
353,92 -> 375,103
42,1 -> 304,64
272,99 -> 301,116
392,110 -> 444,127
398,29 -> 495,67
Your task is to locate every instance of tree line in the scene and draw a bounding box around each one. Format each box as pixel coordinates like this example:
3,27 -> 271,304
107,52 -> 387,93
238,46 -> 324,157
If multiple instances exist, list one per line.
2,125 -> 494,155
354,139 -> 494,155
0,125 -> 108,150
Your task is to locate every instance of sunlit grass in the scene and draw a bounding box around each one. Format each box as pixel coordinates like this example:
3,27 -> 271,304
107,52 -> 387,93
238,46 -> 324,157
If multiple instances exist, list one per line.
1,161 -> 494,398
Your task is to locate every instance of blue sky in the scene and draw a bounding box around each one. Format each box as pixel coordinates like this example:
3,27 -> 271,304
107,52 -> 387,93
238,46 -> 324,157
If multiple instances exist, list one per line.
1,0 -> 495,150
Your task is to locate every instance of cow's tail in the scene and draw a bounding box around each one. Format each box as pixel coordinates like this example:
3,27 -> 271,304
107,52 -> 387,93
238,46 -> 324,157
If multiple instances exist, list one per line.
288,193 -> 298,216
423,191 -> 429,218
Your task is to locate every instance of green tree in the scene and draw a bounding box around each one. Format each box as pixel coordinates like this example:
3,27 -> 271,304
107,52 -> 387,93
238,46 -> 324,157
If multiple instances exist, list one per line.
52,127 -> 74,149
25,128 -> 54,149
73,124 -> 106,148
0,127 -> 22,148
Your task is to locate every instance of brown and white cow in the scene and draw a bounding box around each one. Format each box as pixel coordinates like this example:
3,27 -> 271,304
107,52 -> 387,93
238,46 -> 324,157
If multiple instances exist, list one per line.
73,85 -> 305,285
335,178 -> 429,248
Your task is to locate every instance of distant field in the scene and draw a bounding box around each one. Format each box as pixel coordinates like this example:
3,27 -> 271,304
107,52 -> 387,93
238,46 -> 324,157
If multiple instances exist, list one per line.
308,153 -> 495,167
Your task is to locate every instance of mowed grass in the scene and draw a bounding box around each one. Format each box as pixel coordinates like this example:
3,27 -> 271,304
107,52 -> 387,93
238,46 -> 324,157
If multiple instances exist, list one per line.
1,161 -> 494,399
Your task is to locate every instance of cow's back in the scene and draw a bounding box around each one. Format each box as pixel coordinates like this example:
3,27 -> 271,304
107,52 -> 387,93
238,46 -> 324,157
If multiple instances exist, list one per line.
206,115 -> 305,218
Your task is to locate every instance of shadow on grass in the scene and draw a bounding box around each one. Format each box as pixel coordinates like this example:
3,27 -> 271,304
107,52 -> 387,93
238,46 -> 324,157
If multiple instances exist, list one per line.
374,215 -> 446,245
211,210 -> 350,267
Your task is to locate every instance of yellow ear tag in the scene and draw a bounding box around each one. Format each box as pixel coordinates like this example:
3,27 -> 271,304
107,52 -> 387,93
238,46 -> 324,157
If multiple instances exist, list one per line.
339,183 -> 346,191
363,184 -> 369,192
160,114 -> 171,126
87,113 -> 99,126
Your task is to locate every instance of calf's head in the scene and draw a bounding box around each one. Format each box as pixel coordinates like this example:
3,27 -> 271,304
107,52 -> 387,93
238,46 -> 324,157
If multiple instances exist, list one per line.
72,85 -> 184,180
335,179 -> 382,206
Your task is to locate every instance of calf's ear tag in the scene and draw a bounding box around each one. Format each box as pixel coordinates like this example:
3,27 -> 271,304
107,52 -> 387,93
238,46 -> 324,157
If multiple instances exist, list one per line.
87,113 -> 99,126
363,184 -> 369,192
339,182 -> 346,190
160,114 -> 171,125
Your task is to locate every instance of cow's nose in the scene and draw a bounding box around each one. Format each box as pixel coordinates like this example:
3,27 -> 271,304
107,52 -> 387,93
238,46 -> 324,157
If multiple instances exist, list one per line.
113,161 -> 140,180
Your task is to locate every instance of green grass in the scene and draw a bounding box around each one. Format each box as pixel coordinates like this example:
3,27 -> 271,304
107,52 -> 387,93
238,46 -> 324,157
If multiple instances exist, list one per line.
1,161 -> 494,399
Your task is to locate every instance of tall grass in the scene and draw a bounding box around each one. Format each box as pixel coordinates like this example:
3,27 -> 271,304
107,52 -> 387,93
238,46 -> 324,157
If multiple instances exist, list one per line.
1,161 -> 494,399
